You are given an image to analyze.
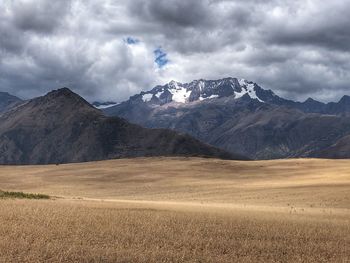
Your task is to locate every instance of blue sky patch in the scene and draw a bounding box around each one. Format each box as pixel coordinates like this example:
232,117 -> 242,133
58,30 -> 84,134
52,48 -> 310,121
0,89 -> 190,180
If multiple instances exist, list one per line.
125,37 -> 139,45
154,48 -> 169,68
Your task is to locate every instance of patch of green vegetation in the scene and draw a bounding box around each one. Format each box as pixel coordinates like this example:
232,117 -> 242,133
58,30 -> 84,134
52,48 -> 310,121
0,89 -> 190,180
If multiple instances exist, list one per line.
0,190 -> 50,200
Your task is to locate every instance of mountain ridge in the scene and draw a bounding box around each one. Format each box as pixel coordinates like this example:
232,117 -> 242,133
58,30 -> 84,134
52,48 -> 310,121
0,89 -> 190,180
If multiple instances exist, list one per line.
104,77 -> 350,159
0,87 -> 245,164
104,77 -> 350,118
0,91 -> 23,113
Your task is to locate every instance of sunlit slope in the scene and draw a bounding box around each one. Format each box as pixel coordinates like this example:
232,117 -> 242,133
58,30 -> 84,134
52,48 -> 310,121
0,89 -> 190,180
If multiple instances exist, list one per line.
1,157 -> 349,209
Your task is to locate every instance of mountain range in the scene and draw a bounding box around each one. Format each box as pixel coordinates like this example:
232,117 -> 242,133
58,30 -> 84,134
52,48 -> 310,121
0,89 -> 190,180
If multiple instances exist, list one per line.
104,77 -> 350,159
0,88 -> 242,164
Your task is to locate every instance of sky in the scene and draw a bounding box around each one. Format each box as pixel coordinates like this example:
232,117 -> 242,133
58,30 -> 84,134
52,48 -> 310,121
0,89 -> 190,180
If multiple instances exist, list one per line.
1,0 -> 350,102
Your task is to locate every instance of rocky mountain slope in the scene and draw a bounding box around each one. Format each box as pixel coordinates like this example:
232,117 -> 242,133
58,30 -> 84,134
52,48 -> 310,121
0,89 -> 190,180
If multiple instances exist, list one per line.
0,92 -> 23,113
105,78 -> 350,159
0,88 -> 244,164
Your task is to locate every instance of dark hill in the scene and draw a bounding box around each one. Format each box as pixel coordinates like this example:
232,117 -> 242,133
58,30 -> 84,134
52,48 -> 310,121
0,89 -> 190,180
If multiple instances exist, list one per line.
0,88 -> 244,164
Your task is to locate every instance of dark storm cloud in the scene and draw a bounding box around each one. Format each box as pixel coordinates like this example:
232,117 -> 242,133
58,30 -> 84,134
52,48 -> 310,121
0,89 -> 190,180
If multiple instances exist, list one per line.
0,0 -> 72,56
11,0 -> 72,34
263,2 -> 350,52
128,0 -> 213,28
124,0 -> 256,54
267,25 -> 350,52
0,0 -> 350,102
0,22 -> 25,54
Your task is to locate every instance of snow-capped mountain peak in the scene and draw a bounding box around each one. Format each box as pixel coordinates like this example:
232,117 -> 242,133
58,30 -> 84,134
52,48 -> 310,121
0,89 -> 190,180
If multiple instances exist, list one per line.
238,78 -> 247,86
237,79 -> 264,102
167,81 -> 191,103
138,77 -> 277,106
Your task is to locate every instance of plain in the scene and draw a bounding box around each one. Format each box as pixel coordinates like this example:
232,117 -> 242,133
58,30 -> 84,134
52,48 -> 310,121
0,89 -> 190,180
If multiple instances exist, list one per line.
0,157 -> 349,262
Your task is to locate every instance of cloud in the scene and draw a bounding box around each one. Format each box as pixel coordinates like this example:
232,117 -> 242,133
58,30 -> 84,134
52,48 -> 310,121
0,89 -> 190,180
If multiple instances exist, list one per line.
11,0 -> 72,34
0,0 -> 349,102
127,0 -> 213,28
263,1 -> 350,52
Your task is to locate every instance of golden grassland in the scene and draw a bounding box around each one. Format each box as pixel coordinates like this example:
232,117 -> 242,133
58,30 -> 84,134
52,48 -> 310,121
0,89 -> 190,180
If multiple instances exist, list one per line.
0,157 -> 349,262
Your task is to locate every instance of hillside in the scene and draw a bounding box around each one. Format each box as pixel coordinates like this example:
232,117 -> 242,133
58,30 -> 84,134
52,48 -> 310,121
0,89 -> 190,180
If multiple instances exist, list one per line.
0,88 -> 243,164
0,92 -> 23,113
1,157 -> 349,208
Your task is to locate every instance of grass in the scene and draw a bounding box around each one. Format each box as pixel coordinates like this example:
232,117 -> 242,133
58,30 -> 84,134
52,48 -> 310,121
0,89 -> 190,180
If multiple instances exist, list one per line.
0,199 -> 348,263
0,190 -> 50,199
0,157 -> 349,208
0,157 -> 349,262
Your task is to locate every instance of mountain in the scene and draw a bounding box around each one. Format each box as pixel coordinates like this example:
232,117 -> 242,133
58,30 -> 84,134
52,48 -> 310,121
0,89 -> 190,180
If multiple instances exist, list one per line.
105,77 -> 350,118
126,78 -> 276,105
0,92 -> 23,113
0,88 -> 245,164
326,95 -> 350,115
315,134 -> 350,158
105,77 -> 350,159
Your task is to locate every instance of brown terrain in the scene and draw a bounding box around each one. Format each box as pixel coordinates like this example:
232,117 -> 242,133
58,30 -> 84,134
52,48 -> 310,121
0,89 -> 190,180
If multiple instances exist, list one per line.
0,157 -> 349,262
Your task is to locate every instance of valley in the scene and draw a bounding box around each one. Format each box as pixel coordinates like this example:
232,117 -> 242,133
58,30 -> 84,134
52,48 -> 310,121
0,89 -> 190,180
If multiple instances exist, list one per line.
1,1 -> 349,262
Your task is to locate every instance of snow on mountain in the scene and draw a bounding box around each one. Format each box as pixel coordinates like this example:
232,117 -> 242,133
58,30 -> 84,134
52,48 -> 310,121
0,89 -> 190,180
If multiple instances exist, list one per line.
142,93 -> 153,102
200,94 -> 219,101
92,101 -> 119,109
238,79 -> 263,102
137,77 -> 272,106
167,81 -> 192,103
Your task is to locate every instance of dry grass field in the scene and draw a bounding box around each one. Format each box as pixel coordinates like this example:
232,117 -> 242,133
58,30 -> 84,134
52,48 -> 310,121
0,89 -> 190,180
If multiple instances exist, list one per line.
0,157 -> 349,262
